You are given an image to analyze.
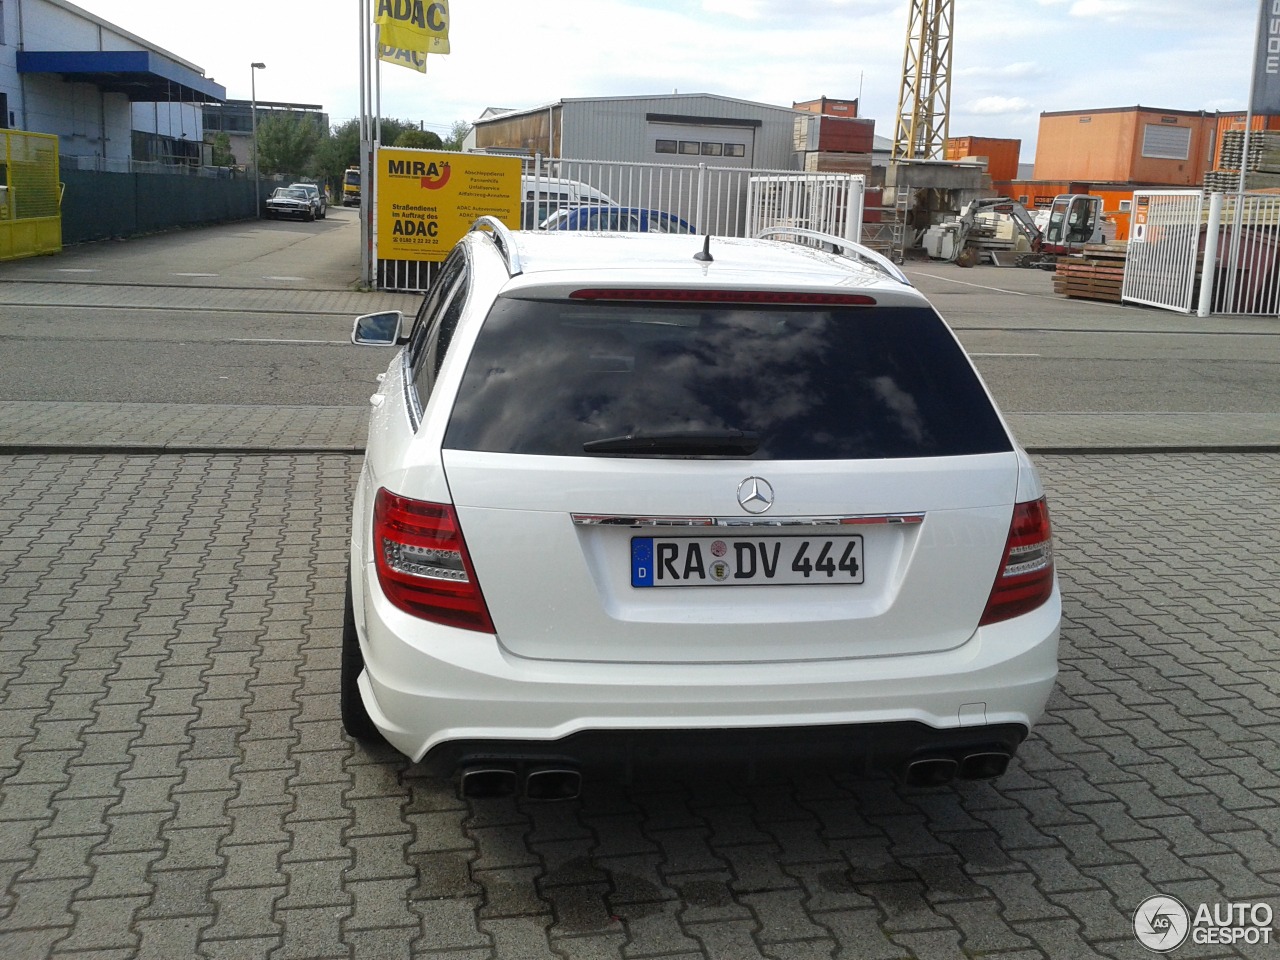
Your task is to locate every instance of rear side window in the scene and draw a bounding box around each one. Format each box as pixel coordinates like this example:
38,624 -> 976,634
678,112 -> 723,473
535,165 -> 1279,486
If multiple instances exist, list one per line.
444,300 -> 1012,460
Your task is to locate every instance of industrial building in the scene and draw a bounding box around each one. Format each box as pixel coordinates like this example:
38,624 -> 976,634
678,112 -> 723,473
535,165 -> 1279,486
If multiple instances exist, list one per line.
469,93 -> 805,172
0,0 -> 224,167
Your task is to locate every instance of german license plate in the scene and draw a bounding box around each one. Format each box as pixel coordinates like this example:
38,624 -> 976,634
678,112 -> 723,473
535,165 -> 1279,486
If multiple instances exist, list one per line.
631,535 -> 864,587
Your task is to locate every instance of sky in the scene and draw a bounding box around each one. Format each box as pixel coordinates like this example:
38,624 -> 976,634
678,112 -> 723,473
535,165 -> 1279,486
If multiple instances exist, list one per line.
76,0 -> 1264,160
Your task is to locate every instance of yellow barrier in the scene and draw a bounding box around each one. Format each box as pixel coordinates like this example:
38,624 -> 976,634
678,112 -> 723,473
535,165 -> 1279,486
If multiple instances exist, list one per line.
1,130 -> 62,261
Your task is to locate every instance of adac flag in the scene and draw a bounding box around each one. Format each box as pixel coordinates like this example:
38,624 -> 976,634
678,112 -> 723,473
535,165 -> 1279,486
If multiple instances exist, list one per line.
375,0 -> 450,56
379,42 -> 429,74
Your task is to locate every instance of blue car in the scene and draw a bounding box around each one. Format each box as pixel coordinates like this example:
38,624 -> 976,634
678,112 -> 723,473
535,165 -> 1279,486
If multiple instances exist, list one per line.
541,205 -> 696,234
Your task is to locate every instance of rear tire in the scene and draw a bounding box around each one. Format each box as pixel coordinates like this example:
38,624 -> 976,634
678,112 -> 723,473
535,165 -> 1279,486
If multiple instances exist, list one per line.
341,564 -> 384,743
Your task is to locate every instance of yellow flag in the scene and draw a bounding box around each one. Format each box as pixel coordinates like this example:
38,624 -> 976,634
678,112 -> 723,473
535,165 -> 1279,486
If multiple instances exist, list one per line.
374,0 -> 450,55
379,42 -> 428,74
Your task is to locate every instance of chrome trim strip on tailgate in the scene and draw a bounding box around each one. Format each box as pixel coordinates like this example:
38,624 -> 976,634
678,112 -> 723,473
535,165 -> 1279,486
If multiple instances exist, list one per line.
571,513 -> 925,528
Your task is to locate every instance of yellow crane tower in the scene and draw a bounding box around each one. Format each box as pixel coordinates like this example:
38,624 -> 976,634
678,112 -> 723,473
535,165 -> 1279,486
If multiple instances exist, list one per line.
891,0 -> 954,161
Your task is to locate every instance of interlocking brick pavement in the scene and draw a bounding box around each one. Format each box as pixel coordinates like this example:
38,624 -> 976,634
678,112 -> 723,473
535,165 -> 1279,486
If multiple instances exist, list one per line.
1,451 -> 1278,958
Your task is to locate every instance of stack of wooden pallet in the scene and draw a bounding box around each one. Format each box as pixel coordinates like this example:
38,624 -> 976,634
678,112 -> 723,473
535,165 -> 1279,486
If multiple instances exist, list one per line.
1207,131 -> 1280,190
1219,131 -> 1280,173
1053,244 -> 1128,302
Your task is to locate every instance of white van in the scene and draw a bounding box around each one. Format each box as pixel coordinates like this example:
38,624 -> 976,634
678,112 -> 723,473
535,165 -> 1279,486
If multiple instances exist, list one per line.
521,175 -> 614,229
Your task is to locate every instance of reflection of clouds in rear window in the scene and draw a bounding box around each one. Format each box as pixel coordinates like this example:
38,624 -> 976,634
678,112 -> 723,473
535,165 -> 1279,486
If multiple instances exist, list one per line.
871,376 -> 926,445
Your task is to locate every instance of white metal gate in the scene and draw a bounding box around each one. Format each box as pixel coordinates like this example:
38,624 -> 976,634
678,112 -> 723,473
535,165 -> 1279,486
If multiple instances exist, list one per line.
1121,190 -> 1203,313
745,174 -> 864,243
1208,192 -> 1280,316
376,152 -> 865,291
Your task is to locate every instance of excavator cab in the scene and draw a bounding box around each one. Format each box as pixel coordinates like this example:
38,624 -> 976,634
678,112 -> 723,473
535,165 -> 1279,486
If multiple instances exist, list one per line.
1043,195 -> 1103,254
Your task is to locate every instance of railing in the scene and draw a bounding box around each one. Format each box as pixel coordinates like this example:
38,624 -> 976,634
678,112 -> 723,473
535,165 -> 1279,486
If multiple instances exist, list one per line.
376,152 -> 867,292
61,155 -> 238,178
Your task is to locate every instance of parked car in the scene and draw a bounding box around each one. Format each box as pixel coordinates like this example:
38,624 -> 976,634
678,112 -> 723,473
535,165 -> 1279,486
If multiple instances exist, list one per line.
289,182 -> 327,219
264,186 -> 316,221
520,175 -> 614,228
542,205 -> 696,234
343,219 -> 1061,800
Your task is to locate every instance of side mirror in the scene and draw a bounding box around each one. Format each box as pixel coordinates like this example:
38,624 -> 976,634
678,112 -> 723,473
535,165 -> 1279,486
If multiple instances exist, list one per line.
351,310 -> 405,345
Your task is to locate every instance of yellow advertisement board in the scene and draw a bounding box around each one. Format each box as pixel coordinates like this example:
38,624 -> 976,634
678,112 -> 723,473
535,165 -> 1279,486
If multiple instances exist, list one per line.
375,149 -> 522,262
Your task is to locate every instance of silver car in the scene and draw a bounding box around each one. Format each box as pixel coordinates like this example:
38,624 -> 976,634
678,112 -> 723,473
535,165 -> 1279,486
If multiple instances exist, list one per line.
289,182 -> 327,219
264,186 -> 315,221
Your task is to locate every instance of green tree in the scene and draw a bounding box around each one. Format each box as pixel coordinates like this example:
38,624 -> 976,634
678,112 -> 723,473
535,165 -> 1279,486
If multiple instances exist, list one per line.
394,128 -> 444,150
256,114 -> 320,176
209,131 -> 235,168
312,119 -> 359,195
443,121 -> 471,152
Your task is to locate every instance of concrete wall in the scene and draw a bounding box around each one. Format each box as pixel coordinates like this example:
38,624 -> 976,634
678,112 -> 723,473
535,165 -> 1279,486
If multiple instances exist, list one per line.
59,168 -> 267,244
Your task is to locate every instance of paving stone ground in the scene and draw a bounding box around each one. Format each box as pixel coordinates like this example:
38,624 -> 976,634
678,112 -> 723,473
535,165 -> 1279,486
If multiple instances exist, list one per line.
1,451 -> 1278,960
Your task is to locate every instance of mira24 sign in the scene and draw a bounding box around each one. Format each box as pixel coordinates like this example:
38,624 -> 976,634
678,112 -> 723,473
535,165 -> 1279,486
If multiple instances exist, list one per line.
375,149 -> 521,262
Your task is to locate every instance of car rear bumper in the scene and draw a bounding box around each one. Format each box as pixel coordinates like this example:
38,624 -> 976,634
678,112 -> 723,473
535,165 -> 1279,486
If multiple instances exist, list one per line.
353,562 -> 1060,769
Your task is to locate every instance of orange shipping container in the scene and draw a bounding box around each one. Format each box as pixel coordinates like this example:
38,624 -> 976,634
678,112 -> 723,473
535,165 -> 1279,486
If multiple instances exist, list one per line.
794,116 -> 875,153
946,137 -> 1021,183
1033,107 -> 1217,186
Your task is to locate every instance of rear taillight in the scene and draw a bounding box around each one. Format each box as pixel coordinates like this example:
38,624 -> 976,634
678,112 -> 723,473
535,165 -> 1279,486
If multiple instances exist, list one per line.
979,497 -> 1055,626
372,489 -> 494,633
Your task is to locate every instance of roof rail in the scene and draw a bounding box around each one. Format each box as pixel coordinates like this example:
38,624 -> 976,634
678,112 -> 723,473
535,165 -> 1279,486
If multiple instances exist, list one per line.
755,227 -> 910,286
470,217 -> 523,276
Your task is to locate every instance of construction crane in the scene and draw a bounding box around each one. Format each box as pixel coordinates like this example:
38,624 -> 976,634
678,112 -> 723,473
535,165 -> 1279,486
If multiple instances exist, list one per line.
891,0 -> 955,161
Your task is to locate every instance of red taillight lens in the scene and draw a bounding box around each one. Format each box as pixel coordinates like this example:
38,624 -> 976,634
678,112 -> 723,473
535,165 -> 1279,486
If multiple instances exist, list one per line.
979,497 -> 1055,626
372,489 -> 494,633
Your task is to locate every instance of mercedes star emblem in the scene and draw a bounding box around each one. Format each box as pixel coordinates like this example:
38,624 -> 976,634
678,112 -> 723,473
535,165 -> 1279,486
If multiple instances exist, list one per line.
737,476 -> 775,514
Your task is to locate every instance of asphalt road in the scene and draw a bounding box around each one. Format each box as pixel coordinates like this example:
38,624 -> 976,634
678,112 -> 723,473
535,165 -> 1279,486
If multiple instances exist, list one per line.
1,215 -> 1279,417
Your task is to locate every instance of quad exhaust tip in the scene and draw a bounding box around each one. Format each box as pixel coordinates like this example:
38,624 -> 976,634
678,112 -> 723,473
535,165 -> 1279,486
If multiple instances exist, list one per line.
903,758 -> 959,788
959,751 -> 1011,780
459,764 -> 582,801
459,766 -> 519,799
901,750 -> 1013,788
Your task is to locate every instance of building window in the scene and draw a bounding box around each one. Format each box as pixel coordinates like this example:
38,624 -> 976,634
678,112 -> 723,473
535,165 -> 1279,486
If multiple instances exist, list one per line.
655,139 -> 677,154
1120,199 -> 1132,212
679,141 -> 700,155
701,142 -> 722,156
1141,123 -> 1191,161
724,143 -> 745,158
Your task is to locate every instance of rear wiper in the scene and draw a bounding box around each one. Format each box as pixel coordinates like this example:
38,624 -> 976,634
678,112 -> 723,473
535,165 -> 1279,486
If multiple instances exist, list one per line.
583,429 -> 760,455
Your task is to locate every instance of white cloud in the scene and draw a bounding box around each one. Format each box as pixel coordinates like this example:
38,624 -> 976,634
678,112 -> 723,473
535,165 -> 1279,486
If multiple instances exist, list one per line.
956,62 -> 1046,81
701,0 -> 766,19
966,97 -> 1035,116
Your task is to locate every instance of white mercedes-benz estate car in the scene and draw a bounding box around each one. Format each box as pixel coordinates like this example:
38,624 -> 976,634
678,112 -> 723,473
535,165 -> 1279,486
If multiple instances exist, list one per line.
345,218 -> 1060,800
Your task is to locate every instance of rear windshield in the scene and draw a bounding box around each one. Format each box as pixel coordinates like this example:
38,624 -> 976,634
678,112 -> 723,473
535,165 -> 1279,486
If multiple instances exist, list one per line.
443,298 -> 1012,460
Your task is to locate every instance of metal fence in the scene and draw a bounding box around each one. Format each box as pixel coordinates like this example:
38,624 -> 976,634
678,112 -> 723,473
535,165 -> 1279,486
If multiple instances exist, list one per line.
1120,189 -> 1280,317
1208,192 -> 1280,316
61,155 -> 238,179
376,152 -> 866,292
1121,191 -> 1203,313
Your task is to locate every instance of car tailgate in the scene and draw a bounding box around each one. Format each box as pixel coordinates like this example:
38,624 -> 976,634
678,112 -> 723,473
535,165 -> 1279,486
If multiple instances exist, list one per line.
443,450 -> 1019,664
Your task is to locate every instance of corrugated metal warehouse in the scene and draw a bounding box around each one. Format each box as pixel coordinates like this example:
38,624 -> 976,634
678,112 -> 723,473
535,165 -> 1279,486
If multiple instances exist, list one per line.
472,93 -> 803,172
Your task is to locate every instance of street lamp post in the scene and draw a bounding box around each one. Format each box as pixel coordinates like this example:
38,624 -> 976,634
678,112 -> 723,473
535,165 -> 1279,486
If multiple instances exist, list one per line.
250,62 -> 266,218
